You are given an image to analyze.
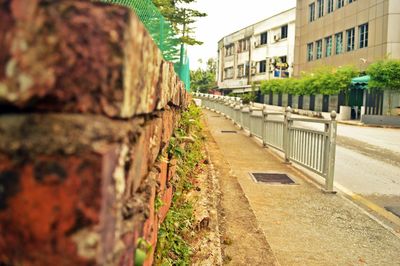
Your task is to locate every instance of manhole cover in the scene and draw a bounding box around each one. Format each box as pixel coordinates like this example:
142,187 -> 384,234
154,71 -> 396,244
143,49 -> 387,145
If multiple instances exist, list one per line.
221,130 -> 237,133
384,206 -> 400,218
250,173 -> 295,184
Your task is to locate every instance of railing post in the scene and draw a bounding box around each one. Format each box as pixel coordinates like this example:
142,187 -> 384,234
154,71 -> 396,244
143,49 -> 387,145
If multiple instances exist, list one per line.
283,106 -> 292,163
249,103 -> 253,137
325,111 -> 337,193
262,106 -> 268,147
239,102 -> 244,129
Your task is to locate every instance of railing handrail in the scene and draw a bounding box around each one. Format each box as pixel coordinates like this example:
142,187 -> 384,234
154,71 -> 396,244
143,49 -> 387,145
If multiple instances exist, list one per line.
288,117 -> 332,124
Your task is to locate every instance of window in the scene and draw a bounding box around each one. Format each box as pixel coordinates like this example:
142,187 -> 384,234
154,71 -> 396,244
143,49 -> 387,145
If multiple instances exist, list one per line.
281,25 -> 288,39
224,67 -> 234,79
316,39 -> 323,59
335,32 -> 343,54
238,39 -> 249,53
317,0 -> 324,18
259,60 -> 267,73
307,43 -> 314,61
237,65 -> 245,78
325,36 -> 333,57
309,3 -> 315,22
225,44 -> 234,56
348,0 -> 355,3
260,32 -> 268,45
346,28 -> 355,51
337,0 -> 344,8
327,0 -> 334,13
359,23 -> 368,48
237,64 -> 250,78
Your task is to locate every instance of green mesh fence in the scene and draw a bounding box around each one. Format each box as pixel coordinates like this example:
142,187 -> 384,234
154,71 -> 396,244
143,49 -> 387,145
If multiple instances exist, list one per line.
99,0 -> 190,91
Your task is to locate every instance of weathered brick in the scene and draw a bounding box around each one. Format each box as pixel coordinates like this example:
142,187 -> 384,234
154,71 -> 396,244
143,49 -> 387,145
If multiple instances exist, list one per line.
0,114 -> 145,266
156,161 -> 169,192
168,158 -> 178,181
158,186 -> 173,223
125,116 -> 163,196
0,153 -> 103,265
0,1 -> 191,265
0,0 -> 188,117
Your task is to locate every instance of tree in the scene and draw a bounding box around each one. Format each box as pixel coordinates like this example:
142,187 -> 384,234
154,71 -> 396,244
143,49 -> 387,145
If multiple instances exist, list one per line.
367,59 -> 400,90
367,59 -> 400,115
152,0 -> 206,45
190,58 -> 216,93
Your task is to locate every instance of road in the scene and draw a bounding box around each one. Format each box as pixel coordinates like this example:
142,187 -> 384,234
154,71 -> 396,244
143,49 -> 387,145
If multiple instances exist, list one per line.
334,124 -> 400,210
294,119 -> 400,213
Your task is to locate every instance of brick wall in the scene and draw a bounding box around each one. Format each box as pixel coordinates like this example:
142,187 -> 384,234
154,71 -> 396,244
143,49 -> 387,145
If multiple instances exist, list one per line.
0,1 -> 189,265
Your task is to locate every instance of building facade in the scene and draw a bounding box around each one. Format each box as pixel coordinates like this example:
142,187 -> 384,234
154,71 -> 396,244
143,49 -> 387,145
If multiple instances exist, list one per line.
217,8 -> 296,93
294,0 -> 400,76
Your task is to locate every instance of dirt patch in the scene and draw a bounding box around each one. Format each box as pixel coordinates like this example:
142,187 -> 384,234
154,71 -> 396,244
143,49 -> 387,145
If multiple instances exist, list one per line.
189,153 -> 223,266
202,119 -> 279,265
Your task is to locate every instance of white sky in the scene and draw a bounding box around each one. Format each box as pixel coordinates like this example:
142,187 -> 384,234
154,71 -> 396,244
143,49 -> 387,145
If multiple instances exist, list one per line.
187,0 -> 296,70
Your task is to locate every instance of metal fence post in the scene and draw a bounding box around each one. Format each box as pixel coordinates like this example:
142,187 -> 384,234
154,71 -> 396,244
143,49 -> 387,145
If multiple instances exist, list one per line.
283,106 -> 292,163
262,106 -> 268,147
249,103 -> 253,137
239,103 -> 244,129
325,111 -> 337,193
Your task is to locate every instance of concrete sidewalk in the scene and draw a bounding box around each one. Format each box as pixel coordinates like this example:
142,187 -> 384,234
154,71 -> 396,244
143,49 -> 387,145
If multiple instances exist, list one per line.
203,109 -> 400,266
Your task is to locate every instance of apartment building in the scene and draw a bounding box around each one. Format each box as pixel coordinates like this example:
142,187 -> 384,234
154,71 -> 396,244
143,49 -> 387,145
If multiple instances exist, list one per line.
294,0 -> 400,76
217,8 -> 296,92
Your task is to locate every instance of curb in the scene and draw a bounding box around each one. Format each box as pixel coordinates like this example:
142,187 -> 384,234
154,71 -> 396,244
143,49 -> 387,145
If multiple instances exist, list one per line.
334,183 -> 400,237
338,120 -> 400,129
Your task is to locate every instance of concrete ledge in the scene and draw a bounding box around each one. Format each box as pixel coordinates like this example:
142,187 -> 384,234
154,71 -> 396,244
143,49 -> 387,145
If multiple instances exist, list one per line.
361,115 -> 400,127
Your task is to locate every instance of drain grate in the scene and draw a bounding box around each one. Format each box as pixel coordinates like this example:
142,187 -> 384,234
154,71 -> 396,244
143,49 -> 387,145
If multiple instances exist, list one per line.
212,115 -> 221,117
384,206 -> 400,218
221,130 -> 237,133
250,172 -> 295,184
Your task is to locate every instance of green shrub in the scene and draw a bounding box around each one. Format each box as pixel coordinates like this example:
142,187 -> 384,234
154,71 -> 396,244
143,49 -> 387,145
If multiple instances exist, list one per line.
260,66 -> 358,96
367,59 -> 400,91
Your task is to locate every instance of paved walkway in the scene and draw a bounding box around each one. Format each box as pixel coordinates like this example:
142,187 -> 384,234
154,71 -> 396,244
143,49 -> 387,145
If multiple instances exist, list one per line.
203,109 -> 400,266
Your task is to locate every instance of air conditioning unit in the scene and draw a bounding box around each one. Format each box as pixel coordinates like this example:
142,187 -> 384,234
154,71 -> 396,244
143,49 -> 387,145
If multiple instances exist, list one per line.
254,41 -> 260,48
274,34 -> 281,42
251,67 -> 257,75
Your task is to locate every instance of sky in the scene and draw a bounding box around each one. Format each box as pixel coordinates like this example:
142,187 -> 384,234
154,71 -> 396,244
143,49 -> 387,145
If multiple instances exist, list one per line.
187,0 -> 296,70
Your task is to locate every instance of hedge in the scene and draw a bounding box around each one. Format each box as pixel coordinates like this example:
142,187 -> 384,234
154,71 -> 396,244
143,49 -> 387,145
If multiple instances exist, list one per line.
260,66 -> 358,96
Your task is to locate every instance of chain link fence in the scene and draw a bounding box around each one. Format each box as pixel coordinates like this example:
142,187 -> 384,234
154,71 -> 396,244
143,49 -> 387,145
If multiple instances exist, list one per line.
99,0 -> 190,90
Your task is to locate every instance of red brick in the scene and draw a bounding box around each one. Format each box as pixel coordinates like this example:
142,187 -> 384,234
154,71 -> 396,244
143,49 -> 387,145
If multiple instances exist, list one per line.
0,1 -> 188,117
158,186 -> 173,223
126,117 -> 163,195
0,154 -> 103,265
168,158 -> 178,181
156,161 -> 168,192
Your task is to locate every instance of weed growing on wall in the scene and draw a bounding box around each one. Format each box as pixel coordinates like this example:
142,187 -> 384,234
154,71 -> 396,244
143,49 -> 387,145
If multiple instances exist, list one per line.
155,103 -> 205,265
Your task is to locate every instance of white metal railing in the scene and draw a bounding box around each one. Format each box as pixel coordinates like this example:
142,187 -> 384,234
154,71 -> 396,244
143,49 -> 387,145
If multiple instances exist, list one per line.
195,93 -> 338,192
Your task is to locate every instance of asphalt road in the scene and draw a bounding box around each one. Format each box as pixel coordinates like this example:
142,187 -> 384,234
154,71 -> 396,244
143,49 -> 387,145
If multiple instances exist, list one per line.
334,124 -> 400,212
294,119 -> 400,212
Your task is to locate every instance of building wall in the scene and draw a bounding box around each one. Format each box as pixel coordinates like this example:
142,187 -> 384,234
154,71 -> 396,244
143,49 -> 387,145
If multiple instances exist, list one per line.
217,8 -> 296,90
294,0 -> 400,76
